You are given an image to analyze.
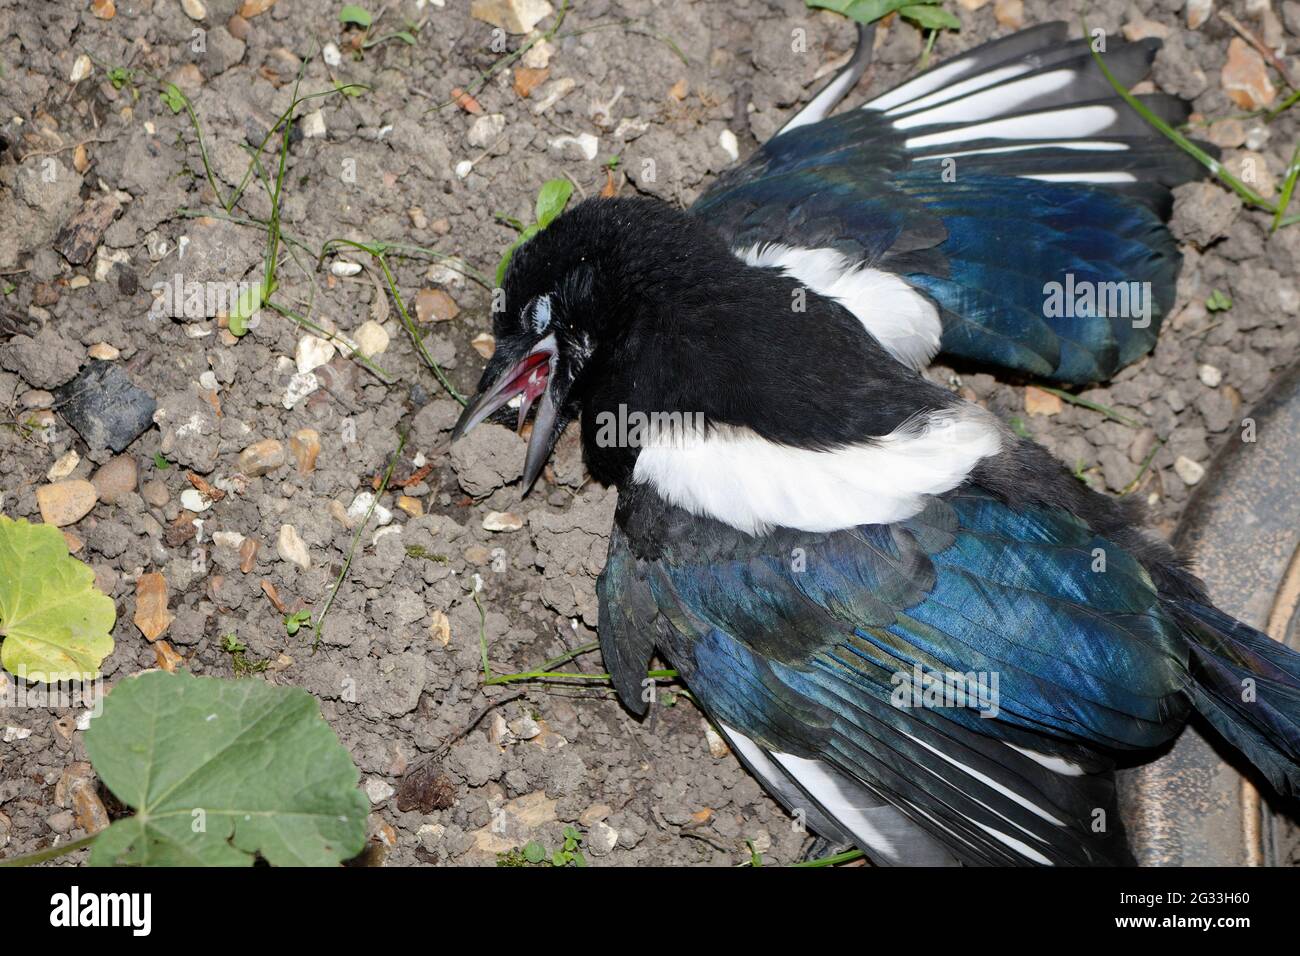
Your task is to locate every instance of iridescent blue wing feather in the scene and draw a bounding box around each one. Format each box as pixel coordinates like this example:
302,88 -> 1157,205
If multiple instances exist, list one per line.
693,24 -> 1211,383
599,488 -> 1195,864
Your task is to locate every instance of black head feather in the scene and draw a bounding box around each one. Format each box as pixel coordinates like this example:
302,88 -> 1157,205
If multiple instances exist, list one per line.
478,196 -> 956,488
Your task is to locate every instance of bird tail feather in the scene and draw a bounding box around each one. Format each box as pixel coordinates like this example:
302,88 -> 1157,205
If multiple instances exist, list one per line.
1171,599 -> 1300,796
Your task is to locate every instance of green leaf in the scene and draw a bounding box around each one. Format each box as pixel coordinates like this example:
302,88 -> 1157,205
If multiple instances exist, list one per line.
522,840 -> 546,864
84,670 -> 368,866
805,0 -> 918,27
153,451 -> 171,470
159,83 -> 186,114
368,30 -> 417,46
0,516 -> 115,683
496,238 -> 523,288
900,3 -> 961,30
338,4 -> 372,28
227,281 -> 265,337
534,179 -> 574,228
1205,288 -> 1233,312
497,183 -> 573,287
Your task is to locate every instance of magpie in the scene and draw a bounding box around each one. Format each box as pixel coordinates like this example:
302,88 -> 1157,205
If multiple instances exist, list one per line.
452,23 -> 1300,865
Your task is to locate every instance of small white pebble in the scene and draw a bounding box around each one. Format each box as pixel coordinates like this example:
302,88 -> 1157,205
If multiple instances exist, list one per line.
180,488 -> 211,513
1174,455 -> 1206,486
718,129 -> 739,162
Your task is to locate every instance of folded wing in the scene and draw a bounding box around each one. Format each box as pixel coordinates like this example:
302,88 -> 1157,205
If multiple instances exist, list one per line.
598,487 -> 1193,865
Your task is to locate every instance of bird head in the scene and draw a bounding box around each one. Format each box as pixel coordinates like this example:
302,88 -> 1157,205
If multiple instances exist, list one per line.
451,197 -> 693,490
452,196 -> 940,498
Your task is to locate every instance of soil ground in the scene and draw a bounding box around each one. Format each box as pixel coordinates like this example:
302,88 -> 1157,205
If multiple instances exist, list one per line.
0,0 -> 1297,866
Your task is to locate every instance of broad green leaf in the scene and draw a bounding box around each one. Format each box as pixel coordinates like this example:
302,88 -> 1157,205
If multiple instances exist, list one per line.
900,3 -> 961,30
339,4 -> 372,28
534,179 -> 574,228
523,841 -> 546,864
0,516 -> 115,683
85,670 -> 368,867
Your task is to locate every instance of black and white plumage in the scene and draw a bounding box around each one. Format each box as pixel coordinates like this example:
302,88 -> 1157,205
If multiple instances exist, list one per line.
451,24 -> 1300,866
698,21 -> 1207,383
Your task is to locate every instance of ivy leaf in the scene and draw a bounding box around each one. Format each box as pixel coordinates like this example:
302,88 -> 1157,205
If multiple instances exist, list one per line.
0,516 -> 115,683
84,670 -> 368,866
338,4 -> 372,28
534,179 -> 574,228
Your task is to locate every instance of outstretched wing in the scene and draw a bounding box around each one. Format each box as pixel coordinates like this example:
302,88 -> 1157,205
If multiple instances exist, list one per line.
693,23 -> 1206,383
598,487 -> 1192,865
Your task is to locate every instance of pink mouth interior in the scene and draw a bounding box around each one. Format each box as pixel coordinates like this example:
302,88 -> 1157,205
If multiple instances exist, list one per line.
502,351 -> 551,430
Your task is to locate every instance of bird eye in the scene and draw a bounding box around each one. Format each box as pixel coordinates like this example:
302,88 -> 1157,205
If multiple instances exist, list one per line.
530,294 -> 552,335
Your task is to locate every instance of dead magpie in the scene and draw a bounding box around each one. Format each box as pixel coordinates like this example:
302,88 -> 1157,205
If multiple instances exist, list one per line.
452,23 -> 1300,865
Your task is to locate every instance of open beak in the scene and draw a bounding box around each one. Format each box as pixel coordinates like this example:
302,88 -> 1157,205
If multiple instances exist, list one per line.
451,334 -> 562,492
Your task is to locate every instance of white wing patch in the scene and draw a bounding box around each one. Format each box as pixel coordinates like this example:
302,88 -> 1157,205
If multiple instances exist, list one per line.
632,407 -> 1002,535
720,725 -> 959,866
903,104 -> 1120,150
735,243 -> 942,371
890,68 -> 1078,129
1005,742 -> 1087,776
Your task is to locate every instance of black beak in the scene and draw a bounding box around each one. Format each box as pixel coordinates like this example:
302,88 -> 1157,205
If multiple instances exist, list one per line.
451,335 -> 563,493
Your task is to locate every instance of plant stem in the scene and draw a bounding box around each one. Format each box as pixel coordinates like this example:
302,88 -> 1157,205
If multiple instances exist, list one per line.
475,588 -> 491,683
484,668 -> 678,686
1271,140 -> 1300,232
0,833 -> 97,867
792,848 -> 865,868
320,238 -> 466,405
1034,385 -> 1141,428
312,431 -> 407,649
1088,23 -> 1278,214
1122,437 -> 1165,495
